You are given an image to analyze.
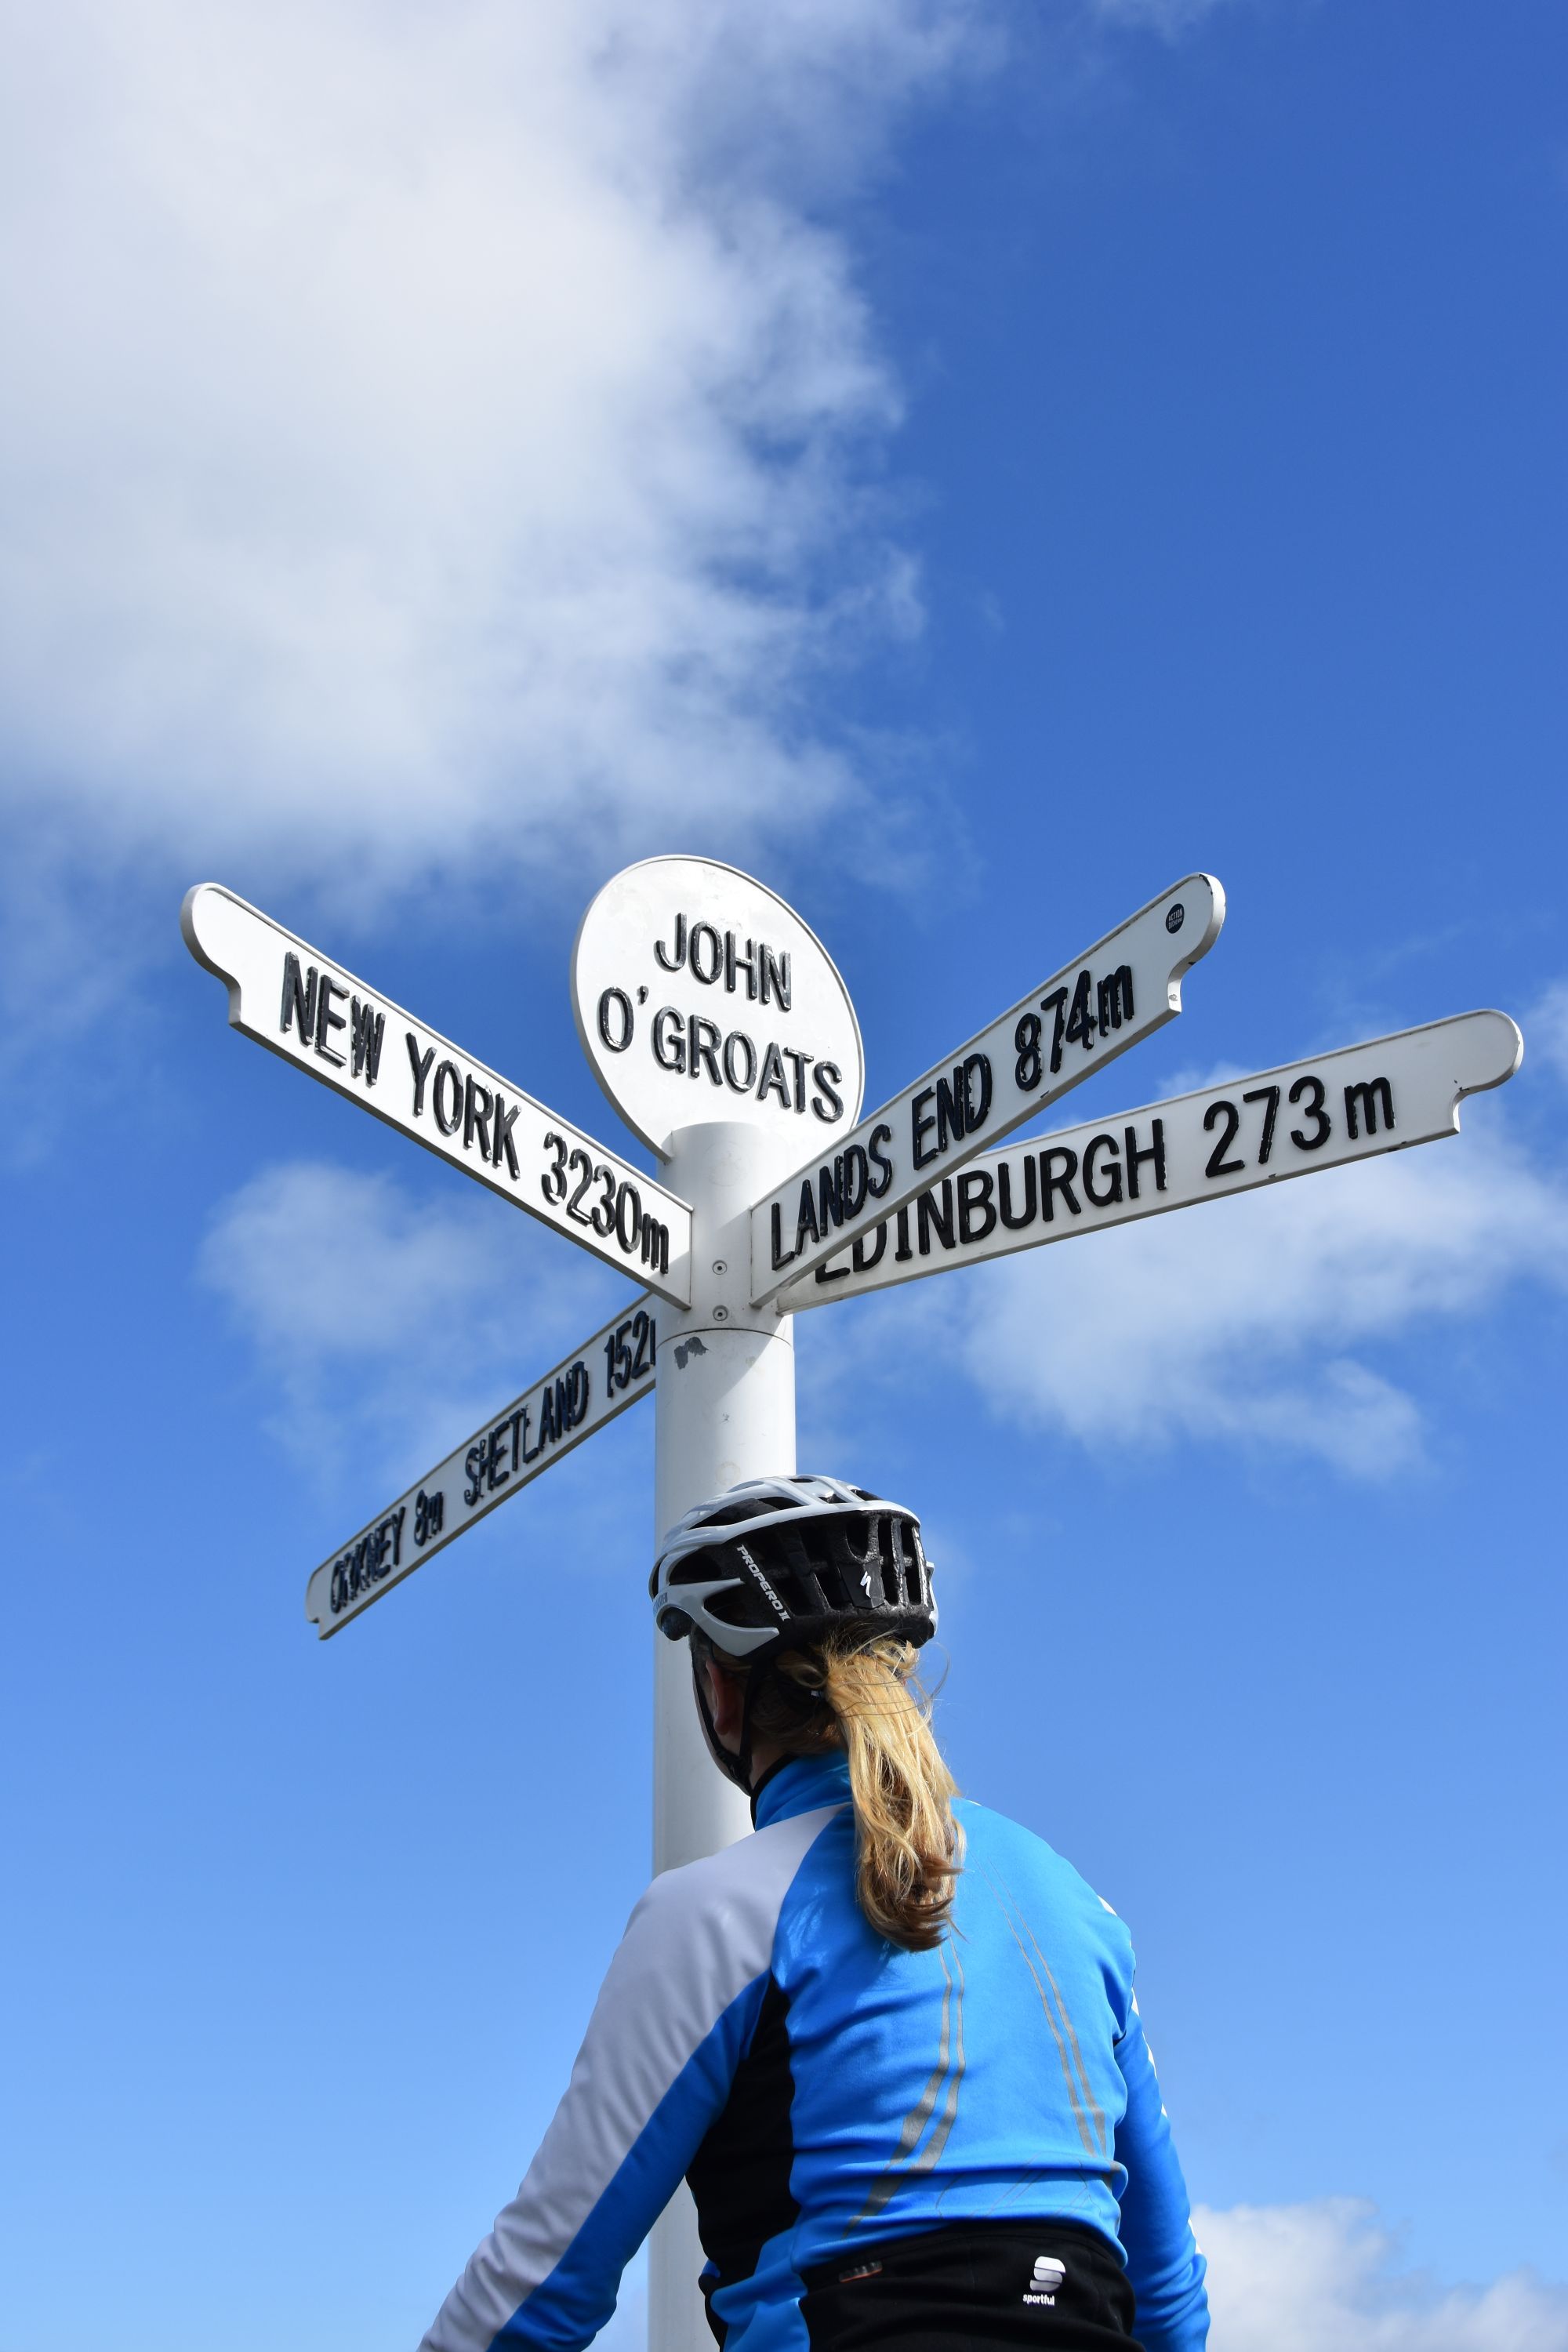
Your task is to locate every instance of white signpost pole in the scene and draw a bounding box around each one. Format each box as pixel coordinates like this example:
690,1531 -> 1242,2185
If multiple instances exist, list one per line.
570,858 -> 866,2352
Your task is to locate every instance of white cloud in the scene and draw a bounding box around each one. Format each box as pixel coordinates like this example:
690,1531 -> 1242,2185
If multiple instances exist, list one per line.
1200,2199 -> 1568,2351
195,1158 -> 624,1484
0,0 -> 984,920
1528,983 -> 1568,1086
918,1118 -> 1567,1475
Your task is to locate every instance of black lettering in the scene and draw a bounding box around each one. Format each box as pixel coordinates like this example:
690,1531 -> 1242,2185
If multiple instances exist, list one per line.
491,1093 -> 520,1179
485,1425 -> 509,1491
963,1053 -> 993,1135
314,975 -> 347,1066
840,1145 -> 869,1221
724,933 -> 757,998
811,1062 -> 844,1123
935,1069 -> 965,1153
1344,1076 -> 1394,1141
957,1168 -> 996,1245
463,1444 -> 484,1508
911,1085 -> 938,1169
654,913 -> 687,972
510,1410 -> 524,1472
759,945 -> 791,1011
566,1363 -> 590,1426
917,1182 -> 955,1255
521,1405 -> 541,1465
463,1076 -> 493,1158
406,1035 -> 435,1116
723,1030 -> 757,1093
866,1123 -> 894,1198
630,1311 -> 655,1378
998,1155 -> 1036,1229
652,1007 -> 685,1072
1082,1133 -> 1123,1209
783,1048 -> 809,1113
795,1176 -> 822,1254
1203,1098 -> 1244,1178
350,996 -> 385,1083
389,1505 -> 406,1566
280,952 -> 318,1042
1064,970 -> 1095,1054
688,1015 -> 722,1087
1096,966 -> 1134,1036
814,1256 -> 851,1287
1041,986 -> 1069,1076
1288,1073 -> 1331,1151
688,922 -> 722,985
894,1206 -> 913,1261
818,1159 -> 844,1233
616,1182 -> 642,1254
1014,1011 -> 1043,1092
539,1383 -> 559,1447
757,1040 -> 791,1108
1125,1121 -> 1167,1200
1040,1146 -> 1081,1221
597,988 -> 633,1052
640,1217 -> 669,1277
770,1202 -> 799,1272
1243,1084 -> 1281,1164
852,1222 -> 887,1273
432,1060 -> 463,1135
565,1148 -> 594,1224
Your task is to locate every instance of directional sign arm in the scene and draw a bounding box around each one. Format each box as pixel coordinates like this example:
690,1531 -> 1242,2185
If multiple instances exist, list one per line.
183,884 -> 692,1305
779,1010 -> 1523,1308
304,1297 -> 661,1636
750,873 -> 1225,1303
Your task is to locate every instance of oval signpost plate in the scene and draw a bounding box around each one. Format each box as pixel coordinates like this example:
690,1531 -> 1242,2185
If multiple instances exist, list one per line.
572,857 -> 865,1163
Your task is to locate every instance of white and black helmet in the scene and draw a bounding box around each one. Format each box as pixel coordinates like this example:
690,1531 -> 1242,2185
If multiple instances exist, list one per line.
650,1472 -> 937,1661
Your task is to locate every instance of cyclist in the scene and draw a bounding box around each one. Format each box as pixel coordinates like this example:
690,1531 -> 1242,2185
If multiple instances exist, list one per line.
422,1474 -> 1209,2350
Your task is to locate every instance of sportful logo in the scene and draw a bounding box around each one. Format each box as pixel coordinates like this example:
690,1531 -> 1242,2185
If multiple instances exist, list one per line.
1023,2255 -> 1065,2308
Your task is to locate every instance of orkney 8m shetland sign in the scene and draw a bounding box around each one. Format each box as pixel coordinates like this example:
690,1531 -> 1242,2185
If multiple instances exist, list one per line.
183,884 -> 693,1303
572,856 -> 864,1167
305,1297 -> 659,1635
750,873 -> 1225,1302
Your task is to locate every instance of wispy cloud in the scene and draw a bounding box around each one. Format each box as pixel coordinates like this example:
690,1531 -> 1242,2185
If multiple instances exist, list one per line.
195,1159 -> 626,1488
1528,982 -> 1568,1086
0,0 -> 987,941
1200,2199 -> 1568,2351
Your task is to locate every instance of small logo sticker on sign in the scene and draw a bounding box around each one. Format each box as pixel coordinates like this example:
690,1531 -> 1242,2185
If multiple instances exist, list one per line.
1166,902 -> 1185,933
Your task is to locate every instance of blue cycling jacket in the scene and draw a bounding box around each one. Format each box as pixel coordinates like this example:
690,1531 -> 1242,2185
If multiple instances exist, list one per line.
422,1752 -> 1208,2351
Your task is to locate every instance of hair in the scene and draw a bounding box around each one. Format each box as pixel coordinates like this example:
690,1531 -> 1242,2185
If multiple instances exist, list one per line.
735,1628 -> 961,1951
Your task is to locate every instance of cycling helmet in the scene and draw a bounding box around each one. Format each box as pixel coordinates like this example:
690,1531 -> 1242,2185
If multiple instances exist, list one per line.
650,1473 -> 937,1791
652,1472 -> 936,1657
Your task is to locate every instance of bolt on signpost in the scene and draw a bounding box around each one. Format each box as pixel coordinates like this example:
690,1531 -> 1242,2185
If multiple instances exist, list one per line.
183,856 -> 1523,2352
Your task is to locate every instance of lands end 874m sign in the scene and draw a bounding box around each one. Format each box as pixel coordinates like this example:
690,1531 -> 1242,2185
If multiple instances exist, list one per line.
572,856 -> 865,1164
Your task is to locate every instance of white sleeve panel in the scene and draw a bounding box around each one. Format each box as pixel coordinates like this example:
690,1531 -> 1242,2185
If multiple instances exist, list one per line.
421,1804 -> 841,2352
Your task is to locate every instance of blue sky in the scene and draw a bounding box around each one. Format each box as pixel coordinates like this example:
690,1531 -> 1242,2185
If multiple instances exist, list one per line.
2,4 -> 1565,2348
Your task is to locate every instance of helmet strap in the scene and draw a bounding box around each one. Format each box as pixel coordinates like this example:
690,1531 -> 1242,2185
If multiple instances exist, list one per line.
689,1638 -> 758,1792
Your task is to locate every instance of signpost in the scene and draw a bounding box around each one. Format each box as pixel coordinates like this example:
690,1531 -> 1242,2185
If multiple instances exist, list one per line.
748,872 -> 1224,1301
183,853 -> 1524,2352
182,884 -> 693,1301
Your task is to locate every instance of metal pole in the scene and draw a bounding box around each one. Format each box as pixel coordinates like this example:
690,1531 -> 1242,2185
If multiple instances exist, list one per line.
648,1120 -> 797,2352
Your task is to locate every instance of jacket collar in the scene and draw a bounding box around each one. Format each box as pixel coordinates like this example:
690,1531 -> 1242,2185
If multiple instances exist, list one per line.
751,1749 -> 852,1830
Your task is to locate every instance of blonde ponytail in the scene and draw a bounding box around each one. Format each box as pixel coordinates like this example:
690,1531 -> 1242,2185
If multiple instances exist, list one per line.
757,1633 -> 961,1951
